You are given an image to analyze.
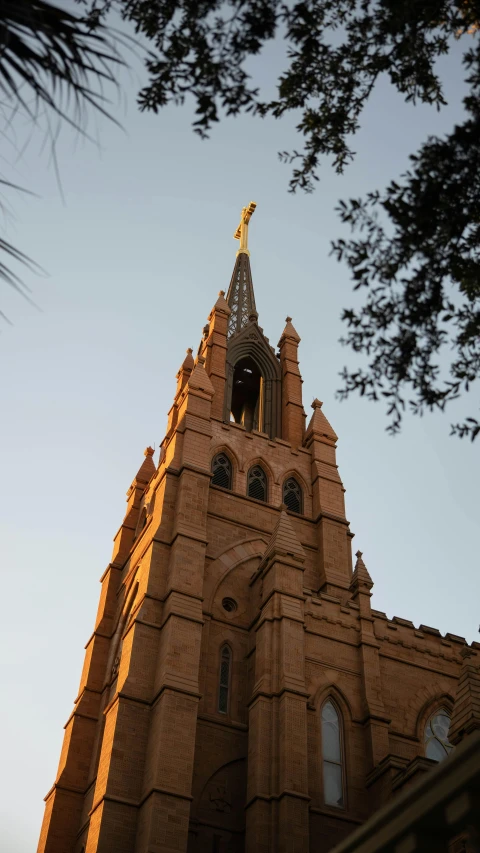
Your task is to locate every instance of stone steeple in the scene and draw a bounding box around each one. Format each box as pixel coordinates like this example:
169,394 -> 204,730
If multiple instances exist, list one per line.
226,201 -> 258,340
38,201 -> 475,853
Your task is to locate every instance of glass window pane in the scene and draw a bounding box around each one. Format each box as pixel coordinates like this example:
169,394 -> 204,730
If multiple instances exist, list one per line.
218,685 -> 228,714
322,720 -> 341,762
426,738 -> 448,762
323,762 -> 344,808
220,659 -> 229,687
322,701 -> 339,724
432,713 -> 450,741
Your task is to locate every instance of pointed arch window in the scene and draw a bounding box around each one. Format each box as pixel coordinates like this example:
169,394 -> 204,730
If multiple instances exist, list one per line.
211,453 -> 232,490
247,465 -> 268,502
424,708 -> 453,762
283,477 -> 303,514
218,645 -> 231,714
133,497 -> 148,540
321,700 -> 345,808
230,356 -> 262,432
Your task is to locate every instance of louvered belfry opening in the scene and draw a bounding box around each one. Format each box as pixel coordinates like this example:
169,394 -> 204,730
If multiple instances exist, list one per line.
283,477 -> 302,514
230,356 -> 262,432
247,465 -> 268,502
226,252 -> 256,340
211,453 -> 232,490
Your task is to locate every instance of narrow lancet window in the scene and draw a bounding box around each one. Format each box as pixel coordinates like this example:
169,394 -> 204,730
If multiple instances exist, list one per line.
247,465 -> 267,502
230,357 -> 262,432
218,645 -> 231,714
283,477 -> 303,514
322,701 -> 345,808
211,453 -> 232,490
424,709 -> 453,762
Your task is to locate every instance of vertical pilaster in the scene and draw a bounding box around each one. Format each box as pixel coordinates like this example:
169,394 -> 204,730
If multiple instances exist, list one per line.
134,358 -> 215,853
37,450 -> 156,853
449,646 -> 480,746
278,317 -> 306,448
304,399 -> 352,594
246,510 -> 310,853
349,552 -> 390,795
203,291 -> 230,420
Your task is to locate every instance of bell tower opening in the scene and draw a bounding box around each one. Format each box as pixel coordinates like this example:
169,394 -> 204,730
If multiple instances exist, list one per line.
230,356 -> 262,432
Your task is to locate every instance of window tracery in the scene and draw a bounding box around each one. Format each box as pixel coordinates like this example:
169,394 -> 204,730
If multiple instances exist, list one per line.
211,453 -> 232,490
247,465 -> 268,502
283,477 -> 303,514
424,708 -> 453,762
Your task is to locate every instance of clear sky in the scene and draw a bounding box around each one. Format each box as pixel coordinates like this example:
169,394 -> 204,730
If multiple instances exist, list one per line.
1,8 -> 479,851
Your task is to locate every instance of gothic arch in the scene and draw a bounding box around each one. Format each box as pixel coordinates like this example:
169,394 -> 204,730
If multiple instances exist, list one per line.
224,324 -> 281,439
414,691 -> 455,741
312,682 -> 355,723
105,579 -> 139,687
208,534 -> 269,565
134,505 -> 148,540
245,455 -> 277,485
309,684 -> 352,813
197,758 -> 247,833
205,536 -> 268,613
210,443 -> 241,476
211,449 -> 235,491
281,468 -> 311,498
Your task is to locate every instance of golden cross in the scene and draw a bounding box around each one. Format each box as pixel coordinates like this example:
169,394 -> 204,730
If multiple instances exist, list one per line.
234,201 -> 257,255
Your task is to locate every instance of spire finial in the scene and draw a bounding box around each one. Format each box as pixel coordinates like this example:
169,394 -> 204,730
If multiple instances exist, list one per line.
234,201 -> 256,256
144,446 -> 154,457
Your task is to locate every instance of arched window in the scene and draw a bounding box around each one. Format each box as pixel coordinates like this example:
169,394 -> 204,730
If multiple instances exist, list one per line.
321,700 -> 345,808
218,645 -> 231,714
424,708 -> 453,762
247,465 -> 268,502
283,477 -> 303,514
230,356 -> 262,432
211,453 -> 232,490
133,499 -> 147,540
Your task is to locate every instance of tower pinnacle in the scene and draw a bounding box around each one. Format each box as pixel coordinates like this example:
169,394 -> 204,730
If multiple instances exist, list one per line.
234,200 -> 256,256
226,202 -> 258,340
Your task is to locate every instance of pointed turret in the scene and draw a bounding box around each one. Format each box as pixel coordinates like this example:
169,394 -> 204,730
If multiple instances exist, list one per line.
164,348 -> 196,449
135,446 -> 156,484
263,505 -> 306,564
188,355 -> 215,395
278,316 -> 306,448
281,316 -> 300,342
305,398 -> 338,443
449,646 -> 480,745
110,446 -> 155,567
176,348 -> 195,394
350,550 -> 373,594
304,398 -> 350,594
202,291 -> 230,419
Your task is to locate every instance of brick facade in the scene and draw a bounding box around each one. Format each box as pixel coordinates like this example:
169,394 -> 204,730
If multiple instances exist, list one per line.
38,230 -> 480,853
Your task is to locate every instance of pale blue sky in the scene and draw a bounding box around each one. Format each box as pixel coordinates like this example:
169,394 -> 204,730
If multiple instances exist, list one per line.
1,9 -> 479,851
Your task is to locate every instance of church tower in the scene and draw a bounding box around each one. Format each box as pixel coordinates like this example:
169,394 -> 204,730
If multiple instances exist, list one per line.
38,204 -> 478,853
